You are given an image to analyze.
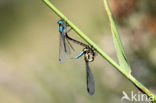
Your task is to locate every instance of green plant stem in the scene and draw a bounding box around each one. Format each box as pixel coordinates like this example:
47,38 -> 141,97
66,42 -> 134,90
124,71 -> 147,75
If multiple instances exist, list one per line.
43,0 -> 121,73
43,0 -> 156,102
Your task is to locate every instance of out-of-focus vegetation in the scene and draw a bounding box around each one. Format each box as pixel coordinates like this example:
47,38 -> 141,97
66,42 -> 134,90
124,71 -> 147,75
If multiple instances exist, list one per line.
0,0 -> 156,103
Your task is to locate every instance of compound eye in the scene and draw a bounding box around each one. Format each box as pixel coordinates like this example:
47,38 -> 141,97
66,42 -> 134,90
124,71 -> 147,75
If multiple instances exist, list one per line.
57,20 -> 63,25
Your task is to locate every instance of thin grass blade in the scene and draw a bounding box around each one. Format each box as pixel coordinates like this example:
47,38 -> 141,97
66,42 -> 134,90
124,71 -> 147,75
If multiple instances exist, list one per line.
103,0 -> 131,74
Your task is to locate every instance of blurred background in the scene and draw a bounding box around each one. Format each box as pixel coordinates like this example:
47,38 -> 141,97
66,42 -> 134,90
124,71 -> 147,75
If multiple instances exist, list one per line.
0,0 -> 156,103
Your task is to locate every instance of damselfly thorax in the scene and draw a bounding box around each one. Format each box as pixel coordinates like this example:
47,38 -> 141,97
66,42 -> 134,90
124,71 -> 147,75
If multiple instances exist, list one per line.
83,47 -> 96,62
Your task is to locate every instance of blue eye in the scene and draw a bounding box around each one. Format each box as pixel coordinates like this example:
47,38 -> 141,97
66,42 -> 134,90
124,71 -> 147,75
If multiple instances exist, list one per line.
57,20 -> 63,25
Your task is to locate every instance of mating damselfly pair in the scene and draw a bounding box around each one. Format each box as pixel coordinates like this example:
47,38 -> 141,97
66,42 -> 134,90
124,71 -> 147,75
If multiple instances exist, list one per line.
57,19 -> 96,95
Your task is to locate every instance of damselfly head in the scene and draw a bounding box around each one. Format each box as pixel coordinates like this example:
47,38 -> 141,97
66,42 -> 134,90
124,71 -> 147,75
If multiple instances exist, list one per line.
57,20 -> 63,25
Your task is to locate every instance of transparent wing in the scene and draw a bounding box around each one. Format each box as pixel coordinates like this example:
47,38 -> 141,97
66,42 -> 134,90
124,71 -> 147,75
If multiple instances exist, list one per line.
59,34 -> 71,63
64,37 -> 71,54
66,37 -> 75,51
85,60 -> 95,95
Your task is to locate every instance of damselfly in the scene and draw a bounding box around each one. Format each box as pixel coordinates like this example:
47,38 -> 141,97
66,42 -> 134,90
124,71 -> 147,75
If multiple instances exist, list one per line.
73,46 -> 96,95
57,20 -> 74,63
57,20 -> 88,63
57,19 -> 96,95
